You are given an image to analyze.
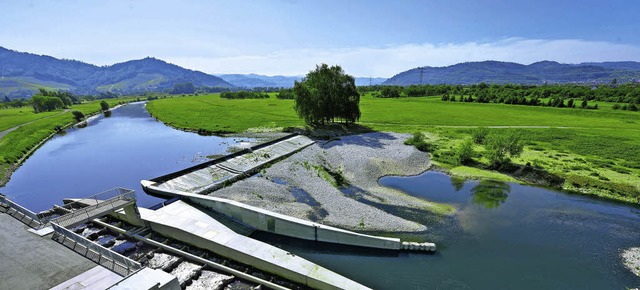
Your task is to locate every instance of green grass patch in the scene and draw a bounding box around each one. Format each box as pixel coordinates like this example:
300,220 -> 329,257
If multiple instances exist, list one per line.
446,166 -> 518,182
146,94 -> 303,134
0,107 -> 63,132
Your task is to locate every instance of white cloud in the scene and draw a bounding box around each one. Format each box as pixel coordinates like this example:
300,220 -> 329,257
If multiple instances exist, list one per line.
166,38 -> 640,78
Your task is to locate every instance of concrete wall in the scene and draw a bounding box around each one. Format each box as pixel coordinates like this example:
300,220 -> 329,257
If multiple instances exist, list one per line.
160,189 -> 402,251
136,204 -> 369,290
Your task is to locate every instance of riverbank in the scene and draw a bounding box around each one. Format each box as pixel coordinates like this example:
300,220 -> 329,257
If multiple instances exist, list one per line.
423,127 -> 640,205
0,98 -> 138,188
209,132 -> 455,233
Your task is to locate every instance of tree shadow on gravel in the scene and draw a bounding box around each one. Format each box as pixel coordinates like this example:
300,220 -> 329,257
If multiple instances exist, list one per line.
322,131 -> 397,149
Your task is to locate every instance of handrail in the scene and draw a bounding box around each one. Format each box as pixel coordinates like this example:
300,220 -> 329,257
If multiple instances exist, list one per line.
0,193 -> 43,226
51,222 -> 142,276
49,188 -> 136,228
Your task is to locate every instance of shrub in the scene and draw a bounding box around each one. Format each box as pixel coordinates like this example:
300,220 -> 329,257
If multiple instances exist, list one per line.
404,131 -> 433,152
100,100 -> 109,111
471,126 -> 489,144
485,131 -> 523,168
72,110 -> 85,122
455,138 -> 474,165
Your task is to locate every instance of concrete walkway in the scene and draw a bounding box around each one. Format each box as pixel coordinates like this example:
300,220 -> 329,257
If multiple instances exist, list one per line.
150,134 -> 315,194
0,211 -> 96,289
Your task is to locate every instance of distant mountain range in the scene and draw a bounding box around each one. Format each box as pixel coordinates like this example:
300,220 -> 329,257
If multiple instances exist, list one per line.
217,74 -> 386,88
2,46 -> 640,99
383,60 -> 640,86
0,46 -> 232,98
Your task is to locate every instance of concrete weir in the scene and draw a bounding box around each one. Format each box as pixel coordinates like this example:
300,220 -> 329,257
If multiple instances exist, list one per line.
149,134 -> 315,194
142,185 -> 407,251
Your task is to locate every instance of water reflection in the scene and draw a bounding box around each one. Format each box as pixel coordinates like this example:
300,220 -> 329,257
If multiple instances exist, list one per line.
371,171 -> 640,288
450,176 -> 466,192
470,180 -> 510,208
103,110 -> 112,117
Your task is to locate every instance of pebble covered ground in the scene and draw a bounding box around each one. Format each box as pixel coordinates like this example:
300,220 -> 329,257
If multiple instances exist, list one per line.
623,247 -> 640,277
210,132 -> 453,232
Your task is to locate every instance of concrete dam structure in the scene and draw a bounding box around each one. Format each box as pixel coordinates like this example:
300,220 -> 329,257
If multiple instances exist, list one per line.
150,134 -> 315,194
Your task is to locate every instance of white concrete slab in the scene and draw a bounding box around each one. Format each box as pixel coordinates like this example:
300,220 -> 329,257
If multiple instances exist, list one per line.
29,226 -> 54,236
108,268 -> 179,290
143,201 -> 370,290
50,266 -> 123,290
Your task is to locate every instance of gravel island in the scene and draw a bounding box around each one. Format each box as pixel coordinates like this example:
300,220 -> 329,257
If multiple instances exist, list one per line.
209,132 -> 455,233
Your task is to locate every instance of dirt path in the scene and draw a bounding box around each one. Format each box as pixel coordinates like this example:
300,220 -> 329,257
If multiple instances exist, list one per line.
359,122 -> 576,129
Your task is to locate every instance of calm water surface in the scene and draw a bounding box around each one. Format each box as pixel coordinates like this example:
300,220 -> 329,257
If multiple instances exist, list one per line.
256,171 -> 640,289
1,102 -> 246,211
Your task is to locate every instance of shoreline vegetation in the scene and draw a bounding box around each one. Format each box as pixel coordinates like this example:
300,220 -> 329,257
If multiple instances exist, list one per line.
0,97 -> 140,187
145,93 -> 639,206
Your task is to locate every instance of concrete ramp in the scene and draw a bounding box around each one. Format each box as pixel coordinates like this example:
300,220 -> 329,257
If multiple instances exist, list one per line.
129,200 -> 371,290
144,134 -> 314,195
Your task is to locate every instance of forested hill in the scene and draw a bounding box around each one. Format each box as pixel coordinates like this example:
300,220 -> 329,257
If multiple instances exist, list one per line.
383,61 -> 640,86
0,46 -> 232,98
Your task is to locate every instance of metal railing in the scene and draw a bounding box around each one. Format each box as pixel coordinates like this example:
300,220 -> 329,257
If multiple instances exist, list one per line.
0,193 -> 44,228
49,188 -> 136,228
51,222 -> 142,276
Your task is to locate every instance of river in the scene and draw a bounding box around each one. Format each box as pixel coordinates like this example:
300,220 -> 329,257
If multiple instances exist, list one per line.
0,102 -> 248,211
255,171 -> 640,289
2,102 -> 638,288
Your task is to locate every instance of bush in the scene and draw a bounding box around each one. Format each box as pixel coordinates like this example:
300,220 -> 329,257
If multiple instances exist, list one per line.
455,138 -> 475,165
100,100 -> 109,111
71,110 -> 85,122
276,89 -> 295,99
471,126 -> 489,144
485,131 -> 523,168
379,86 -> 402,98
220,91 -> 270,99
404,131 -> 433,152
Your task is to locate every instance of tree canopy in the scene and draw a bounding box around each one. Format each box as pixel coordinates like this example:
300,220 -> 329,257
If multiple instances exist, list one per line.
293,64 -> 360,125
31,89 -> 75,113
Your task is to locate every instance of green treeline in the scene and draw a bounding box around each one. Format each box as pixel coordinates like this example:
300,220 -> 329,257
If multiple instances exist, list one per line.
220,91 -> 270,99
276,89 -> 295,99
31,89 -> 76,113
363,83 -> 640,110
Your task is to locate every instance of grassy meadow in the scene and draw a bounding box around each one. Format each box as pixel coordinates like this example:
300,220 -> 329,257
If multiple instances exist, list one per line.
147,93 -> 640,204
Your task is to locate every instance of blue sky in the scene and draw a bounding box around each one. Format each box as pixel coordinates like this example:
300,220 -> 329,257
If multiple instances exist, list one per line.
2,0 -> 640,77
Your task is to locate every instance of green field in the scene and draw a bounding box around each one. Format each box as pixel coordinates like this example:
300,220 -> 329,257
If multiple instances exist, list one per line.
0,98 -> 139,185
0,108 -> 64,132
147,93 -> 640,204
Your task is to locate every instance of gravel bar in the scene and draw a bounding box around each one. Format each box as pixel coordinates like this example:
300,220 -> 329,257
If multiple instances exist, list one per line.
210,132 -> 451,233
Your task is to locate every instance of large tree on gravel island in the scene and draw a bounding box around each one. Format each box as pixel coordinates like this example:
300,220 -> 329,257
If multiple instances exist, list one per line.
293,64 -> 361,125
